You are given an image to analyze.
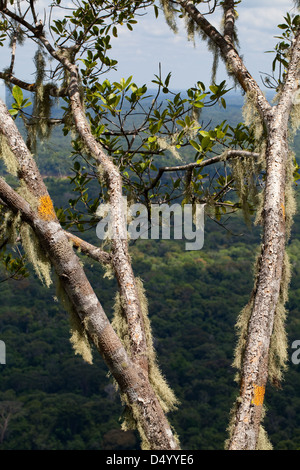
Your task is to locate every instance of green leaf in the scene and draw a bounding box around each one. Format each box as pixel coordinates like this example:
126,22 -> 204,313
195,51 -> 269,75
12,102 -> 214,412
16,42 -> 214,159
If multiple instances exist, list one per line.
189,140 -> 201,152
12,85 -> 23,106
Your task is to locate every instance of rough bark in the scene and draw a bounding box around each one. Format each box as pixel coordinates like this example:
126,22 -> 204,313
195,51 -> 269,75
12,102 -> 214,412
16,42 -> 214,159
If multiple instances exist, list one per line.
0,99 -> 179,450
178,0 -> 300,450
1,2 -> 151,371
228,28 -> 300,450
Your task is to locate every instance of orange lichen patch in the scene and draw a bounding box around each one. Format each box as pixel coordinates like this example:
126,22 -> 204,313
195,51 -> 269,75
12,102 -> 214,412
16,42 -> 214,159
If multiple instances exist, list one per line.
38,195 -> 56,221
281,203 -> 286,219
252,384 -> 265,406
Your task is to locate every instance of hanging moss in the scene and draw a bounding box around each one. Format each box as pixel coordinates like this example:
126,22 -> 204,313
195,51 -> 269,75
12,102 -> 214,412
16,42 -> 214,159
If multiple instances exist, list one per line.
227,92 -> 267,226
257,425 -> 273,450
285,151 -> 297,239
159,0 -> 178,33
230,156 -> 259,227
256,406 -> 273,450
111,277 -> 179,448
136,278 -> 179,413
156,136 -> 182,161
0,209 -> 21,245
0,134 -> 19,176
242,92 -> 266,149
228,118 -> 297,448
19,222 -> 52,288
267,150 -> 296,385
26,48 -> 54,152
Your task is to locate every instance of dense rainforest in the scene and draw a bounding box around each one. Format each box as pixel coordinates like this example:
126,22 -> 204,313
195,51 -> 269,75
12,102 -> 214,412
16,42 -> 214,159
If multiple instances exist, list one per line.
1,91 -> 300,450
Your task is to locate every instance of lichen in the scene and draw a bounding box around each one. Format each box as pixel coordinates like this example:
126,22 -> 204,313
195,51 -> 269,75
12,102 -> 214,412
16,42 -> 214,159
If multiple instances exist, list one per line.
256,407 -> 273,450
111,277 -> 179,448
16,180 -> 39,211
136,278 -> 179,414
256,424 -> 273,450
20,222 -> 52,287
37,194 -> 56,221
159,0 -> 178,33
230,155 -> 260,226
252,384 -> 265,406
0,209 -> 21,245
0,134 -> 19,176
268,250 -> 291,386
156,136 -> 182,161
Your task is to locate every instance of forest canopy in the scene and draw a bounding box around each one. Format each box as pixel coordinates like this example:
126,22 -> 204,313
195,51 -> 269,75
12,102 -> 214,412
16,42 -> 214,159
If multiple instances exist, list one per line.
0,0 -> 299,451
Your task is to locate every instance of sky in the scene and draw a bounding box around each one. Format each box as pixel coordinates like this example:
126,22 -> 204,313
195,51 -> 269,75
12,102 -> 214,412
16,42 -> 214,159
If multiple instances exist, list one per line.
0,0 -> 298,95
107,0 -> 297,90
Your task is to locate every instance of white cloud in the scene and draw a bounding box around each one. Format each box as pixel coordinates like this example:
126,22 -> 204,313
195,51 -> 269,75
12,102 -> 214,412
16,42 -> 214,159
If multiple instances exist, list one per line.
1,0 -> 298,90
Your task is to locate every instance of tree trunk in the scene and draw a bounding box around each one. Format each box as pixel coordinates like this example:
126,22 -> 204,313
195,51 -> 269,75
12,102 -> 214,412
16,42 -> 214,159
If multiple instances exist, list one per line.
228,117 -> 288,449
0,99 -> 179,450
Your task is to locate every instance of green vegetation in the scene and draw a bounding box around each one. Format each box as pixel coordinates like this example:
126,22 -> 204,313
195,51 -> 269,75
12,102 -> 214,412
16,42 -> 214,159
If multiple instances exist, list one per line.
0,96 -> 300,450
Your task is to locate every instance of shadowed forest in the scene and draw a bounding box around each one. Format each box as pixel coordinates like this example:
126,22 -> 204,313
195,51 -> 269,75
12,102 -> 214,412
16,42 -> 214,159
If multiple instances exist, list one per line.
1,92 -> 300,450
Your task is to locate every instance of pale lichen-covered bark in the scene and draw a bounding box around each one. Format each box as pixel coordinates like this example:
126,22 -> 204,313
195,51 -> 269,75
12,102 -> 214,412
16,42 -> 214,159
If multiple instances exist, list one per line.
177,0 -> 300,450
0,0 -> 180,444
228,28 -> 300,450
0,98 -> 179,450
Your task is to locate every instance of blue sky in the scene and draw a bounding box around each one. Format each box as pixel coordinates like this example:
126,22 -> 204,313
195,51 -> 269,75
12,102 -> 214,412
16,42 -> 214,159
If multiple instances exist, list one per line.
0,0 -> 298,93
106,0 -> 297,90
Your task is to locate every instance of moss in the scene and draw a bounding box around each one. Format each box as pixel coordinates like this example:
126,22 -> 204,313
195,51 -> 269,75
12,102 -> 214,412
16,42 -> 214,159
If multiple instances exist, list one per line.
16,180 -> 39,211
0,210 -> 21,245
156,137 -> 182,161
285,151 -> 297,239
112,277 -> 179,447
257,425 -> 273,450
242,92 -> 266,150
0,134 -> 19,176
268,251 -> 291,386
111,291 -> 131,354
20,223 -> 52,288
159,0 -> 178,33
230,156 -> 259,227
256,407 -> 273,450
120,400 -> 151,450
232,300 -> 254,380
136,278 -> 179,414
227,141 -> 296,448
26,48 -> 54,152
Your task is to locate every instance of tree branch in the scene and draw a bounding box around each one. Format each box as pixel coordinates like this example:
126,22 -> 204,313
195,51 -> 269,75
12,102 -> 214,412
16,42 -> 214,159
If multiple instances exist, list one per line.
64,230 -> 112,265
177,0 -> 272,118
222,0 -> 236,45
0,174 -> 179,451
145,149 -> 260,192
